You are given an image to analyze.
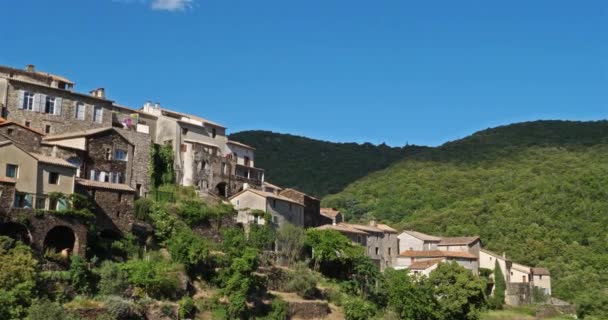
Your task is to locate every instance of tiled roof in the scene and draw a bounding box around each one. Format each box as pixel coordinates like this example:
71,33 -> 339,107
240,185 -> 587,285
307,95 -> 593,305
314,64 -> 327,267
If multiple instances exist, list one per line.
511,263 -> 532,273
159,108 -> 225,128
401,230 -> 442,242
0,121 -> 45,136
409,258 -> 445,270
320,208 -> 341,219
183,139 -> 220,149
399,250 -> 477,259
438,236 -> 480,246
316,224 -> 369,235
30,153 -> 78,168
227,140 -> 256,150
342,223 -> 385,233
76,179 -> 135,192
480,249 -> 511,262
280,188 -> 319,202
230,188 -> 303,206
531,267 -> 550,276
263,181 -> 283,190
43,127 -> 134,146
0,176 -> 16,184
376,223 -> 397,233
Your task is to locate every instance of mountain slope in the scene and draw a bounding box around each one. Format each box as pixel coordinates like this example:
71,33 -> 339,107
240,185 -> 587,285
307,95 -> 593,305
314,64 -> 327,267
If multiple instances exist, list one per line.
322,120 -> 608,308
228,130 -> 428,197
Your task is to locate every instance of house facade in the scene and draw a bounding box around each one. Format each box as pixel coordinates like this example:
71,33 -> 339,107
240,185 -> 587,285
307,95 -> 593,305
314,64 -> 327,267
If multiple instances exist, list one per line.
229,188 -> 305,228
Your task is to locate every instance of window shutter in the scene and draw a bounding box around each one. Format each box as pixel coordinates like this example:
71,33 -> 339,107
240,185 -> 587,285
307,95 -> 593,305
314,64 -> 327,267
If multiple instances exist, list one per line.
55,97 -> 62,115
38,94 -> 46,112
32,94 -> 41,112
17,90 -> 25,109
90,169 -> 96,180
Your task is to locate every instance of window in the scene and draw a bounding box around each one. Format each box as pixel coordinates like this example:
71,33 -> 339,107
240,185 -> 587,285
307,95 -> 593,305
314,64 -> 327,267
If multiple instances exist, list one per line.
114,149 -> 128,161
24,121 -> 31,127
272,199 -> 276,207
244,156 -> 251,167
7,128 -> 13,135
23,92 -> 34,110
75,102 -> 86,120
93,105 -> 103,123
6,164 -> 18,178
375,247 -> 379,255
388,247 -> 392,256
212,128 -> 217,138
357,235 -> 362,243
105,148 -> 112,160
289,203 -> 292,211
48,197 -> 58,210
182,128 -> 188,135
111,172 -> 122,184
44,125 -> 51,134
48,172 -> 59,184
45,96 -> 55,114
35,197 -> 46,210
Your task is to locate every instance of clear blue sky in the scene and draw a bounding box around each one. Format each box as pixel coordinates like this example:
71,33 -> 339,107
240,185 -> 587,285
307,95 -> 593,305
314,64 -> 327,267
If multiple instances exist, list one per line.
1,0 -> 606,146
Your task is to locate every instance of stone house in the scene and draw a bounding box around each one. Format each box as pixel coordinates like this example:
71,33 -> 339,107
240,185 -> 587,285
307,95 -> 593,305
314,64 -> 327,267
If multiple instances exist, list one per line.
437,236 -> 482,257
320,208 -> 344,225
0,141 -> 77,210
278,188 -> 328,228
398,230 -> 441,252
229,188 -> 304,228
139,102 -> 264,197
396,250 -> 479,274
315,221 -> 398,271
0,121 -> 46,152
531,267 -> 551,296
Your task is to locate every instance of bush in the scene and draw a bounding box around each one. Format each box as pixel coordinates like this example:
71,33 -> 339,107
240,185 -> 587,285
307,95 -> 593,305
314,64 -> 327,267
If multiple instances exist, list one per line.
97,261 -> 129,296
260,297 -> 289,320
104,296 -> 144,320
26,299 -> 80,320
178,296 -> 195,319
0,236 -> 38,319
121,253 -> 183,299
176,200 -> 210,226
344,296 -> 377,320
134,198 -> 153,221
283,264 -> 318,299
69,256 -> 94,295
165,228 -> 210,272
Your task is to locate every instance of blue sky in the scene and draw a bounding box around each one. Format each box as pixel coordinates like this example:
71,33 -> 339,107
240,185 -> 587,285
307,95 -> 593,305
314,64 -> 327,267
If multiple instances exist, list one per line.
1,0 -> 606,146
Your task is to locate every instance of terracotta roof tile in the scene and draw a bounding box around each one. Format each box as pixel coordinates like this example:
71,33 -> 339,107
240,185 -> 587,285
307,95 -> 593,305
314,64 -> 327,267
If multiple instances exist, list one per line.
531,267 -> 550,276
399,250 -> 477,259
227,140 -> 256,150
76,179 -> 135,192
409,258 -> 445,270
438,236 -> 480,246
320,208 -> 341,219
315,224 -> 368,235
30,153 -> 78,168
401,230 -> 442,241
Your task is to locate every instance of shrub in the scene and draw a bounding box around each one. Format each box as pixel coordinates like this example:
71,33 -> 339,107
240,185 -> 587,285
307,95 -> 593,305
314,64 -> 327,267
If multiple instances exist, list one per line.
178,296 -> 195,319
489,261 -> 506,310
283,264 -> 318,299
0,236 -> 38,319
260,297 -> 289,320
121,253 -> 183,299
343,296 -> 377,320
176,200 -> 210,226
69,255 -> 94,295
104,296 -> 144,320
97,261 -> 129,296
134,198 -> 153,221
165,228 -> 210,272
26,299 -> 80,320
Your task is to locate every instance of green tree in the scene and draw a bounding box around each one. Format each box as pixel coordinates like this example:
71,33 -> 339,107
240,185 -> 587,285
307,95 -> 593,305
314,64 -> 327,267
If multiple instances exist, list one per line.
276,223 -> 304,266
304,229 -> 362,276
384,269 -> 437,320
489,261 -> 506,309
0,236 -> 38,319
428,262 -> 487,320
343,296 -> 377,320
165,227 -> 210,273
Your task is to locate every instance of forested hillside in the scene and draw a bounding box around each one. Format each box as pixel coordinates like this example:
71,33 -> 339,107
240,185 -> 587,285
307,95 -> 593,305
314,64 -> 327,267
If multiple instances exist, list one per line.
322,120 -> 608,312
229,130 -> 428,196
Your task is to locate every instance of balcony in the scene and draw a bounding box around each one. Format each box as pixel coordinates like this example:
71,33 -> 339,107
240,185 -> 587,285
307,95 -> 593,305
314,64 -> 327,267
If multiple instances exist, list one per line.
234,164 -> 265,185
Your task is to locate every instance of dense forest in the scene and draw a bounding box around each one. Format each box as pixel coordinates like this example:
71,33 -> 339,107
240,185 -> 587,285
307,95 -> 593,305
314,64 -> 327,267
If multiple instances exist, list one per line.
229,130 -> 427,197
322,120 -> 608,314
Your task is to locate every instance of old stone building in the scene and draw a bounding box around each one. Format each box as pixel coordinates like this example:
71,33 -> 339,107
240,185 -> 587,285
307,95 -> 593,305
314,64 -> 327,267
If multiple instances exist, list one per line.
278,188 -> 329,228
139,102 -> 264,197
229,188 -> 305,228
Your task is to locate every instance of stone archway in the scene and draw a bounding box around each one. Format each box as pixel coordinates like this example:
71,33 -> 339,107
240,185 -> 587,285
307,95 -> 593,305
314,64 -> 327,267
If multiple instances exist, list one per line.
43,226 -> 78,256
216,182 -> 228,197
0,222 -> 32,245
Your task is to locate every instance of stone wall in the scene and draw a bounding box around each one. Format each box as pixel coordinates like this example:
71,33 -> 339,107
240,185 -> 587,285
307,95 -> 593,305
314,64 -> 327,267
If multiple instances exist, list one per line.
77,184 -> 136,235
506,282 -> 532,306
0,123 -> 44,152
4,80 -> 113,135
86,132 -> 130,182
118,129 -> 151,195
0,181 -> 16,213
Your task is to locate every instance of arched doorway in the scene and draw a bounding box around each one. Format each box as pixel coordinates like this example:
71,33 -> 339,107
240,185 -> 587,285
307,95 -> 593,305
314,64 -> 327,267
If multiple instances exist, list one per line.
0,222 -> 32,245
43,226 -> 77,255
216,182 -> 228,197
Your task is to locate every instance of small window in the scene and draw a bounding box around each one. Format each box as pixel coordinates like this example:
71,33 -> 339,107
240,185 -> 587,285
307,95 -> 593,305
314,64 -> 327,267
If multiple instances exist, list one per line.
105,148 -> 112,160
182,127 -> 188,135
48,197 -> 58,210
75,102 -> 86,120
7,128 -> 13,135
23,92 -> 35,110
45,96 -> 56,114
44,125 -> 51,134
24,121 -> 31,127
272,199 -> 276,207
388,247 -> 392,256
6,164 -> 18,178
35,197 -> 46,210
375,247 -> 379,255
48,172 -> 59,184
212,128 -> 217,138
114,149 -> 128,161
93,105 -> 103,123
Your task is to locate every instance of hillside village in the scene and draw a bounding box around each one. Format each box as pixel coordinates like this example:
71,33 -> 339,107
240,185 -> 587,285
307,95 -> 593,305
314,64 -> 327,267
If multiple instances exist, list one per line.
0,64 -> 575,319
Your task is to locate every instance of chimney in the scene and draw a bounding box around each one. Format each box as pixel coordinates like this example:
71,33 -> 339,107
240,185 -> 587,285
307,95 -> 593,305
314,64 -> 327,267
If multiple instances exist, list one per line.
90,88 -> 105,99
502,252 -> 506,259
25,64 -> 35,72
369,219 -> 377,227
154,102 -> 161,109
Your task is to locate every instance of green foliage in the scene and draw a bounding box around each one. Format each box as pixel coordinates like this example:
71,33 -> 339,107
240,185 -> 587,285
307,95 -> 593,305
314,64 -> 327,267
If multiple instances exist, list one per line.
343,296 -> 377,320
323,120 -> 608,317
178,296 -> 195,319
69,255 -> 94,295
111,232 -> 141,259
121,253 -> 183,299
148,203 -> 180,242
104,296 -> 144,320
304,229 -> 364,277
228,130 -> 425,196
134,197 -> 153,221
531,286 -> 548,304
276,223 -> 305,266
248,223 -> 276,251
26,299 -> 80,320
0,236 -> 38,319
385,269 -> 437,320
260,297 -> 289,320
428,262 -> 487,320
490,261 -> 506,310
47,192 -> 95,219
221,248 -> 261,319
151,143 -> 175,187
165,227 -> 210,272
176,200 -> 210,226
97,261 -> 129,296
283,264 -> 318,299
